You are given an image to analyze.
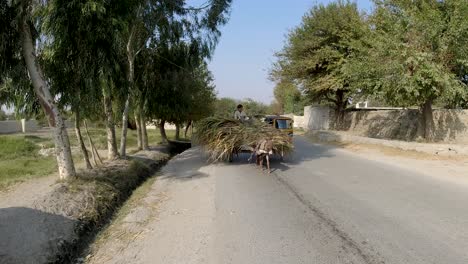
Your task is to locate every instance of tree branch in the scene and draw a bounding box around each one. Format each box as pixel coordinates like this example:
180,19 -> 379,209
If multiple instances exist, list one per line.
184,1 -> 211,11
324,93 -> 338,104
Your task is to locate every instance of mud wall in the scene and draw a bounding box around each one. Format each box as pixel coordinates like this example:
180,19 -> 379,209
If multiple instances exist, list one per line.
333,109 -> 468,144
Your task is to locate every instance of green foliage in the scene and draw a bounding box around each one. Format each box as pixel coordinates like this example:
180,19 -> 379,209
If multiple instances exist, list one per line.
273,80 -> 306,115
144,42 -> 217,124
241,98 -> 269,117
0,109 -> 7,121
272,1 -> 367,110
346,0 -> 468,109
0,136 -> 57,189
0,136 -> 39,159
214,97 -> 238,118
213,97 -> 270,118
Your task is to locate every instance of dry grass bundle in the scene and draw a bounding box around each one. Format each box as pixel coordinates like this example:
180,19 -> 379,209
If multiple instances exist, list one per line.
195,117 -> 294,162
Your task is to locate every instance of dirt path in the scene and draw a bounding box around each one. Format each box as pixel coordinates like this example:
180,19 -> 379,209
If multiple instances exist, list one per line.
320,141 -> 468,187
0,147 -> 168,264
0,175 -> 57,208
86,148 -> 215,264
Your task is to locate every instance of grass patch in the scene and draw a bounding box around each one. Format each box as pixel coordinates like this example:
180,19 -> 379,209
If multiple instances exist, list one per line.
69,128 -> 177,150
0,135 -> 57,190
0,136 -> 40,159
0,128 -> 177,190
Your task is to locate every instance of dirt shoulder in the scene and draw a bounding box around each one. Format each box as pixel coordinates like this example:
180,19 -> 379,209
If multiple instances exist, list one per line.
306,133 -> 468,187
0,147 -> 170,264
85,147 -> 214,264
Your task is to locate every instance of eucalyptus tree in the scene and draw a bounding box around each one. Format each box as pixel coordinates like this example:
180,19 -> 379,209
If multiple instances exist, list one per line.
119,0 -> 232,156
44,0 -> 131,160
118,0 -> 186,156
41,0 -> 113,168
1,0 -> 76,179
142,40 -> 217,142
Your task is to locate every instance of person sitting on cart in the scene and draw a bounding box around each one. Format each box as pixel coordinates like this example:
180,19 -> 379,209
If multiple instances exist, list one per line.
234,104 -> 247,121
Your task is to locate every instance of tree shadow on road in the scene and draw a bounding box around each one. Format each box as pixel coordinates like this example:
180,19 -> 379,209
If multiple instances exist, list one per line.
157,147 -> 210,181
228,136 -> 338,173
0,207 -> 77,264
272,137 -> 338,172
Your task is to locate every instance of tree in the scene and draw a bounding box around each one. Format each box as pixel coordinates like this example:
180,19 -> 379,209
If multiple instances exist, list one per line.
118,0 -> 232,155
213,97 -> 270,118
273,80 -> 305,115
144,41 -> 217,142
347,0 -> 468,140
214,97 -> 237,118
272,1 -> 367,125
1,0 -> 76,179
0,109 -> 7,121
41,0 -> 113,168
241,98 -> 269,117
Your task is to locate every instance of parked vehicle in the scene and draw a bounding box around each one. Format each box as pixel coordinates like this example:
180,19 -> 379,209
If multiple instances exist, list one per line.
263,115 -> 294,139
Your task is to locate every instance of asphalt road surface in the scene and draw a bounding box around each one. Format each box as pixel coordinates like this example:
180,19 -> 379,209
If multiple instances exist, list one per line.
90,136 -> 468,264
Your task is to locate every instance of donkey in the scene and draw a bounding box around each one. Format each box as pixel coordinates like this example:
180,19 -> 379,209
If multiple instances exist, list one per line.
248,138 -> 274,173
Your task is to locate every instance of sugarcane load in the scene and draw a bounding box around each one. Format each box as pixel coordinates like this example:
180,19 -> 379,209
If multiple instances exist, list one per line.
194,111 -> 294,172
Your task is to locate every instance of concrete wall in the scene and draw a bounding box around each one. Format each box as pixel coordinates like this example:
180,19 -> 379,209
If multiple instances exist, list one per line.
295,105 -> 468,144
0,121 -> 22,134
336,109 -> 468,144
293,115 -> 306,129
0,120 -> 40,134
304,106 -> 330,130
22,120 -> 40,132
146,123 -> 179,130
283,114 -> 306,129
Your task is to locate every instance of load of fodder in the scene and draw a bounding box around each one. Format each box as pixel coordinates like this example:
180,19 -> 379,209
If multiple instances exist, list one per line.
195,117 -> 294,162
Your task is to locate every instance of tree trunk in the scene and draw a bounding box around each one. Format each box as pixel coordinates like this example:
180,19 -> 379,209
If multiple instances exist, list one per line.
175,123 -> 181,140
102,85 -> 119,160
334,90 -> 347,130
21,20 -> 76,179
135,111 -> 143,150
84,120 -> 102,166
185,120 -> 192,138
120,25 -> 137,157
74,112 -> 92,169
159,120 -> 168,143
119,94 -> 131,157
140,114 -> 149,150
421,99 -> 435,141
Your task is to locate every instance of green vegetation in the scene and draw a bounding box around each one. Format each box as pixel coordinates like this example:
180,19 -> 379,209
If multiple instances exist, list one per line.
0,136 -> 57,189
1,0 -> 232,178
214,97 -> 270,118
272,0 -> 468,140
271,1 -> 366,122
0,129 -> 175,189
272,80 -> 307,115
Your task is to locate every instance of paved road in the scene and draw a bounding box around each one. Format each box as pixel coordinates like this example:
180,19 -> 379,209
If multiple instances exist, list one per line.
89,136 -> 468,264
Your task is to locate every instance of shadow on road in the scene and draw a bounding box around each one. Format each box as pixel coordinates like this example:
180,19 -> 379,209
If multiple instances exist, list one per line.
229,136 -> 337,173
158,148 -> 210,181
0,207 -> 77,264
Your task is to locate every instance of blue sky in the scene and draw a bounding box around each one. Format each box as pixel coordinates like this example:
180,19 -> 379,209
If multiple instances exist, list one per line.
209,0 -> 373,103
